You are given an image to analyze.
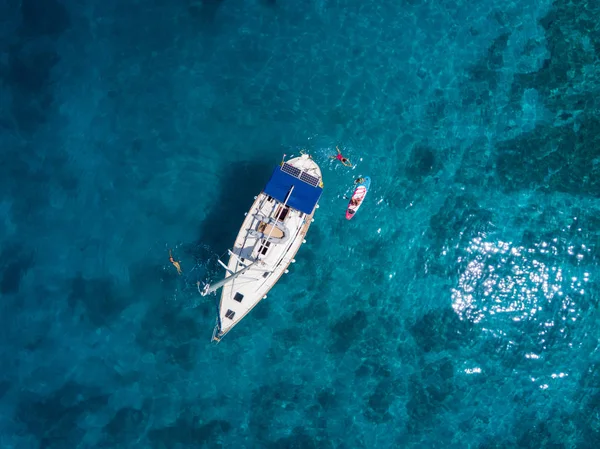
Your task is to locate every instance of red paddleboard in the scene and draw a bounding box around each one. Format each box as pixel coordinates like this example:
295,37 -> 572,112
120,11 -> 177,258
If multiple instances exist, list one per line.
345,176 -> 371,220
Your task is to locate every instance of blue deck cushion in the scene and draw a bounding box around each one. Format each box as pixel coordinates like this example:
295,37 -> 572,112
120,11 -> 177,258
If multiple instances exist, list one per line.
263,166 -> 323,214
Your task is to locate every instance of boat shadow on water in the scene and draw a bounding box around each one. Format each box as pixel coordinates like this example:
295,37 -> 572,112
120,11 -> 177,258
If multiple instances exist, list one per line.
196,159 -> 274,265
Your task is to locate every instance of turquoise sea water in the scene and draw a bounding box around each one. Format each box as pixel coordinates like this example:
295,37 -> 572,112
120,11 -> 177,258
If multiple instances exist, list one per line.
1,0 -> 600,447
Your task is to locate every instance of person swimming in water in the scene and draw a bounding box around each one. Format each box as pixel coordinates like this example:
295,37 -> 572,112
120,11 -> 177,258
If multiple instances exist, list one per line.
169,249 -> 182,275
330,146 -> 353,167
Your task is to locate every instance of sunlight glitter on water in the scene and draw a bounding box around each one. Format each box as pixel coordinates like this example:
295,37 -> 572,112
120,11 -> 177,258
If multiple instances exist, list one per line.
450,236 -> 589,330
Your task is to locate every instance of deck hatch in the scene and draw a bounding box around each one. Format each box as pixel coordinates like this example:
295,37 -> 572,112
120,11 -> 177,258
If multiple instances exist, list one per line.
234,292 -> 244,303
258,240 -> 271,256
225,309 -> 235,319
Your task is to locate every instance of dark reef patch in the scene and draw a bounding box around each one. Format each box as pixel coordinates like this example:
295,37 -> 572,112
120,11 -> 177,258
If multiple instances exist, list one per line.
460,31 -> 511,116
15,382 -> 109,449
495,117 -> 600,196
453,138 -> 496,188
247,383 -> 335,448
406,144 -> 436,180
187,0 -> 226,24
0,243 -> 34,295
20,0 -> 71,37
249,382 -> 305,443
416,193 -> 494,278
469,32 -> 510,90
364,377 -> 403,423
429,194 -> 493,252
4,43 -> 60,98
136,299 -> 202,370
410,307 -> 478,354
406,357 -> 456,432
148,415 -> 231,449
68,274 -> 128,328
0,0 -> 69,135
511,1 -> 599,113
267,427 -> 332,449
103,404 -> 151,445
498,0 -> 600,198
0,380 -> 11,400
329,309 -> 369,353
513,414 -> 558,449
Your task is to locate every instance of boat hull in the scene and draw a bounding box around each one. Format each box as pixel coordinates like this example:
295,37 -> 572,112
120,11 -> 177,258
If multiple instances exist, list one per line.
211,154 -> 322,341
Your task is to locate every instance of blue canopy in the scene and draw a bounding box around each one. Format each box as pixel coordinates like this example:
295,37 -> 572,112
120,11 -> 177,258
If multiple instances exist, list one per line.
263,166 -> 323,215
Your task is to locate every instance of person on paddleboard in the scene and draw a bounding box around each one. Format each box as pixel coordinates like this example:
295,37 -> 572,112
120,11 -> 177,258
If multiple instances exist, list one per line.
344,178 -> 365,198
330,146 -> 353,167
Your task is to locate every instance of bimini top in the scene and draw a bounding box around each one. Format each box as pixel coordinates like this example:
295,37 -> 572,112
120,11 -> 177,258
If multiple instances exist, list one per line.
263,165 -> 323,215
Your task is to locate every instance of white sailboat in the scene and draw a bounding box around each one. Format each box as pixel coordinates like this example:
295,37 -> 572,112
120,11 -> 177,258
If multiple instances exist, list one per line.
200,154 -> 323,342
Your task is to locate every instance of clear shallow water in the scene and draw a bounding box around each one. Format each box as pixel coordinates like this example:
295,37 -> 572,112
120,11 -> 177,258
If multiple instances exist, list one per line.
1,0 -> 600,447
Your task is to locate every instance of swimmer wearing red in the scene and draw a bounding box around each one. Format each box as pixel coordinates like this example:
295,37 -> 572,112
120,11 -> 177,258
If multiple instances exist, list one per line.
330,146 -> 353,167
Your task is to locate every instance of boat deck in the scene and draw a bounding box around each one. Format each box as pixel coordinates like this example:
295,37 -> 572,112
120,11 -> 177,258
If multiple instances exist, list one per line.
218,193 -> 312,336
212,154 -> 322,341
257,221 -> 284,239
